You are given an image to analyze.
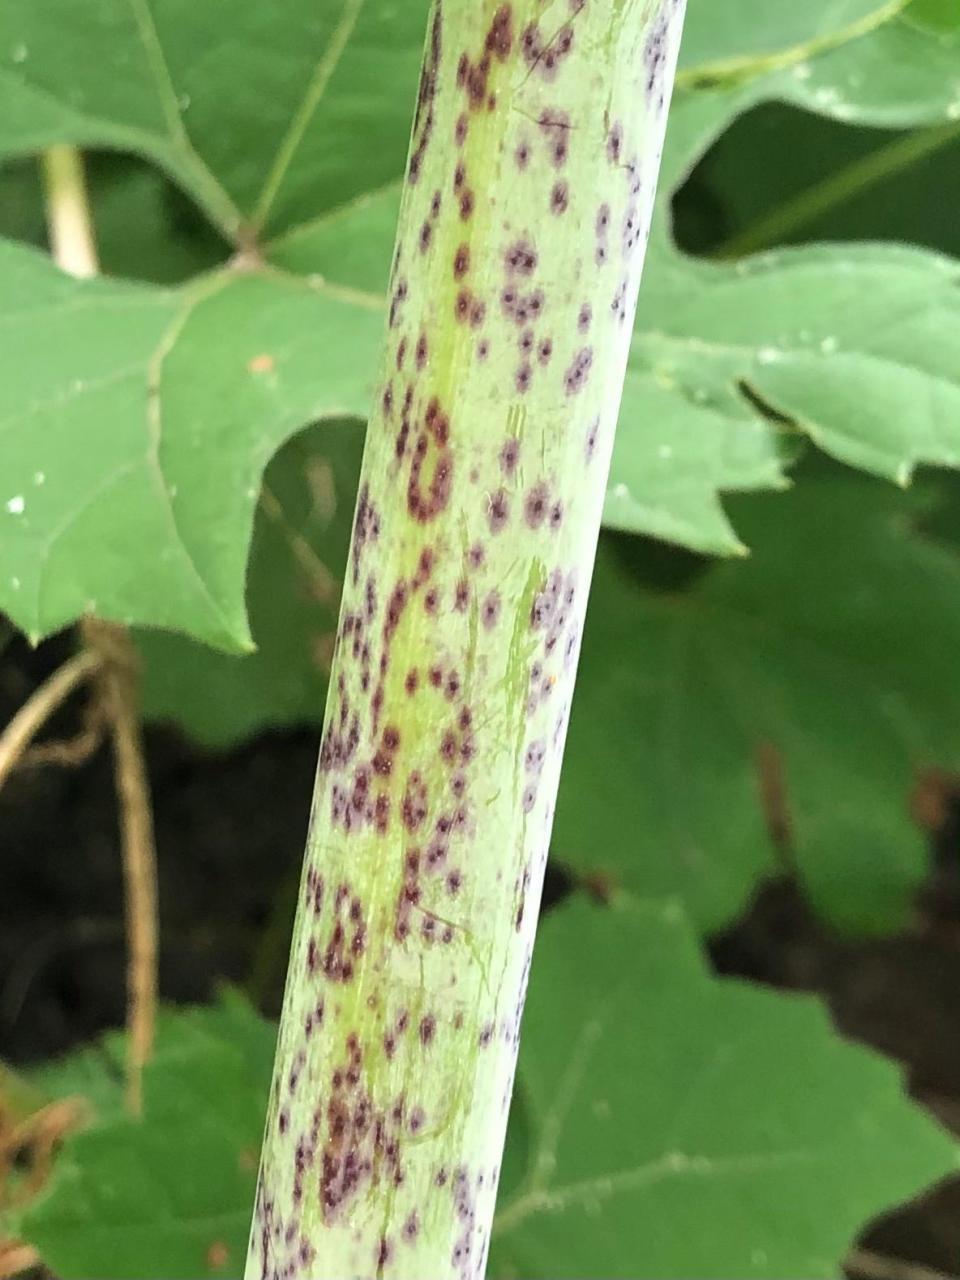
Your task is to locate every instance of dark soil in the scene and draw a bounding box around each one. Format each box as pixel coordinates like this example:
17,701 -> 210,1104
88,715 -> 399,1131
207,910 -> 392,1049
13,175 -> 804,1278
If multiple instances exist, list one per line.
1,629 -> 959,1278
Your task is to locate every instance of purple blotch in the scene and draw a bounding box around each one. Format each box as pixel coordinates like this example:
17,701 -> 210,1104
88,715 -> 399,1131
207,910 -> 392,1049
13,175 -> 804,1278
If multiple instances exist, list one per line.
564,346 -> 594,395
482,590 -> 501,629
505,238 -> 538,276
487,489 -> 510,533
499,437 -> 520,474
523,482 -> 549,529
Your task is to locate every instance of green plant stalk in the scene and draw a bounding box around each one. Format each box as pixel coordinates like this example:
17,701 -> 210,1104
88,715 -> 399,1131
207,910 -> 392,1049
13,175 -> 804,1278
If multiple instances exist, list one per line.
247,2 -> 685,1276
713,119 -> 960,260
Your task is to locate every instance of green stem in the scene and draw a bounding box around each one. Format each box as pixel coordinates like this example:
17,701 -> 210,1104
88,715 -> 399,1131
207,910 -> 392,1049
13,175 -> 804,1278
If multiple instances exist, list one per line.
247,2 -> 686,1277
713,119 -> 960,260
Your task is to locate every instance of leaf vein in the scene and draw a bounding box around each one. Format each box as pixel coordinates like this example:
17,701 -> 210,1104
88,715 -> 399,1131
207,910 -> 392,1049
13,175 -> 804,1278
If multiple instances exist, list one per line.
253,0 -> 369,230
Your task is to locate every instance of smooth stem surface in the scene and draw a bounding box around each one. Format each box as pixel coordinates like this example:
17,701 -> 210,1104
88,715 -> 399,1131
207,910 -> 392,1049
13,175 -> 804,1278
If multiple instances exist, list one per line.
248,2 -> 685,1277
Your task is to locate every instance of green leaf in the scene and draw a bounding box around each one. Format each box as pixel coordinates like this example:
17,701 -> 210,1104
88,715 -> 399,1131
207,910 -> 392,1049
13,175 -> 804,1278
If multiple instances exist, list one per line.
684,103 -> 960,261
138,418 -> 363,743
906,0 -> 960,35
0,0 -> 429,238
3,0 -> 960,645
490,899 -> 956,1279
677,1 -> 960,130
268,184 -> 400,294
0,241 -> 380,648
19,915 -> 949,1280
611,4 -> 960,544
556,465 -> 960,931
779,8 -> 960,126
15,922 -> 952,1280
11,993 -> 275,1280
0,153 -> 228,284
27,1041 -> 126,1124
632,237 -> 960,488
599,1 -> 960,549
677,0 -> 900,83
604,366 -> 797,555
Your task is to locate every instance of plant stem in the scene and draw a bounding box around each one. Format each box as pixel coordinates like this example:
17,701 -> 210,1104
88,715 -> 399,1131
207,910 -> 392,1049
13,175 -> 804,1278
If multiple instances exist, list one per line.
0,651 -> 102,792
713,119 -> 960,260
845,1250 -> 959,1280
41,148 -> 160,1118
247,3 -> 686,1277
81,619 -> 160,1117
40,146 -> 100,278
0,1242 -> 40,1278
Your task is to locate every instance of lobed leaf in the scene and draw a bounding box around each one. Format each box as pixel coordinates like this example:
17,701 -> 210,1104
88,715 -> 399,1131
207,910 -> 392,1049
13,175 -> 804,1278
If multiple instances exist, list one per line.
8,993 -> 276,1279
630,237 -> 960,490
0,0 -> 958,649
557,465 -> 960,931
677,0 -> 901,85
0,0 -> 428,238
138,418 -> 363,741
0,242 -> 380,648
9,916 -> 954,1280
489,899 -> 957,1278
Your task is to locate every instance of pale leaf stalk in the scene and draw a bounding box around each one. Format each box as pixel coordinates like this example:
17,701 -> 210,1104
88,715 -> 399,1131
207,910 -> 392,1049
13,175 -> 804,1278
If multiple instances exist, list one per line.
41,145 -> 99,279
248,2 -> 685,1276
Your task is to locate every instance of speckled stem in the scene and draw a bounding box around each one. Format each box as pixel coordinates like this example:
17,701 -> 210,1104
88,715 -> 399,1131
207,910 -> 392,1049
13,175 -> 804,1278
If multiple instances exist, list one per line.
247,2 -> 685,1277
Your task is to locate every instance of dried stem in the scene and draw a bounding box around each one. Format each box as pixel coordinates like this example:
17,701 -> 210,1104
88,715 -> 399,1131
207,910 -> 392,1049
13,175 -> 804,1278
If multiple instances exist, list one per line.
248,2 -> 687,1277
846,1248 -> 960,1280
755,739 -> 797,874
42,145 -> 159,1117
0,1242 -> 40,1279
81,619 -> 159,1117
21,704 -> 106,771
0,651 -> 102,793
